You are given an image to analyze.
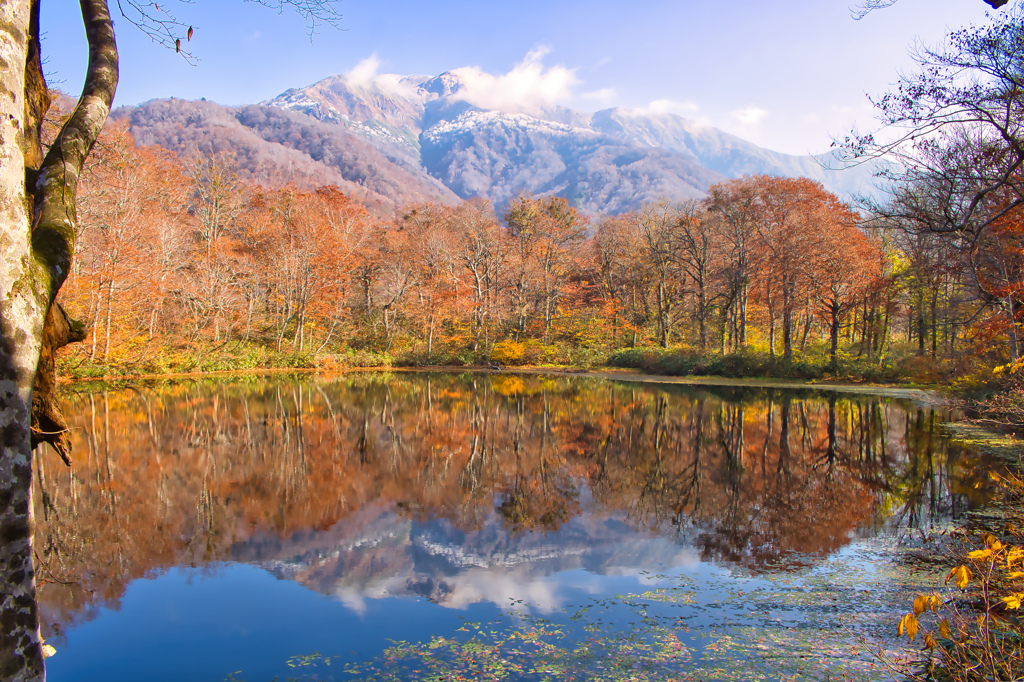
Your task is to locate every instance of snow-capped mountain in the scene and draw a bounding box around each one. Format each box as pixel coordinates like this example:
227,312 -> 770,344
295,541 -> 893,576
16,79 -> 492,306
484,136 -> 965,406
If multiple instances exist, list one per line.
264,70 -> 878,211
118,70 -> 879,215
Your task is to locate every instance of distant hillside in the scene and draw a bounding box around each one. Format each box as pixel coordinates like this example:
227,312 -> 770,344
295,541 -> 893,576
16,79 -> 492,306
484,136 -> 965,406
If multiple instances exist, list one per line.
588,108 -> 875,197
116,70 -> 882,215
115,98 -> 459,215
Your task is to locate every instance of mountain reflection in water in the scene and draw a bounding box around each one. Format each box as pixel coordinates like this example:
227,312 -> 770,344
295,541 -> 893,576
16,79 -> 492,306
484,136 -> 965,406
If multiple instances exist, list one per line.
33,373 -> 981,664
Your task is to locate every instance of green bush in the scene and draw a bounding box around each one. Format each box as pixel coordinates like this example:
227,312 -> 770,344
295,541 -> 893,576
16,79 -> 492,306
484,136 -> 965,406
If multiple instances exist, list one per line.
607,347 -> 910,383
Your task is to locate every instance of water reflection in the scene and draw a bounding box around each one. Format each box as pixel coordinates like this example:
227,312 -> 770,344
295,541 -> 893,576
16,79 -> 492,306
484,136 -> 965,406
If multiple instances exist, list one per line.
33,373 -> 981,644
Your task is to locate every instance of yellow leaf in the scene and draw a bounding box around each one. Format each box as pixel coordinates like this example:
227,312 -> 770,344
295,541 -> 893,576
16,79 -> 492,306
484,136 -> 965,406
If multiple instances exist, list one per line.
929,594 -> 942,613
939,619 -> 952,639
898,613 -> 919,641
924,633 -> 937,649
913,595 -> 927,616
905,613 -> 919,641
969,548 -> 994,561
984,533 -> 997,548
1007,572 -> 1024,579
948,565 -> 973,590
1007,548 -> 1024,568
1003,593 -> 1024,610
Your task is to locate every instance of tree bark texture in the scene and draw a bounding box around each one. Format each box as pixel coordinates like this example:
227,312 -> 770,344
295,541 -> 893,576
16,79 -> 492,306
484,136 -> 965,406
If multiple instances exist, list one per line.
0,0 -> 117,679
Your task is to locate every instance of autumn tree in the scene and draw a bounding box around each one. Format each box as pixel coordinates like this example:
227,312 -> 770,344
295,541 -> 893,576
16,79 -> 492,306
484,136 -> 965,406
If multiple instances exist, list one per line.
636,203 -> 685,348
707,180 -> 759,351
673,200 -> 719,350
399,204 -> 464,359
845,9 -> 1024,363
68,123 -> 189,361
449,200 -> 505,352
812,206 -> 880,368
594,214 -> 649,348
505,195 -> 588,344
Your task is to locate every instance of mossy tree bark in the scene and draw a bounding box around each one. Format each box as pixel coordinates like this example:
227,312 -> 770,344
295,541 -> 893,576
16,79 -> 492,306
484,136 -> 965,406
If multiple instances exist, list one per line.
0,0 -> 117,679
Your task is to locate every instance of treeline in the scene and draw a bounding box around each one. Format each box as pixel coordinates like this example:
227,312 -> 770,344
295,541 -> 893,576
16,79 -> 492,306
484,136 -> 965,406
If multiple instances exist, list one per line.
59,120 -> 995,378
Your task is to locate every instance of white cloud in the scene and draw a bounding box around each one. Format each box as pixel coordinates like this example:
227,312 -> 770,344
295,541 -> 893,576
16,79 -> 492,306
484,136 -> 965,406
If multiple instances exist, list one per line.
345,54 -> 382,87
731,105 -> 768,127
622,99 -> 700,117
343,55 -> 422,100
449,46 -> 580,114
581,87 -> 617,104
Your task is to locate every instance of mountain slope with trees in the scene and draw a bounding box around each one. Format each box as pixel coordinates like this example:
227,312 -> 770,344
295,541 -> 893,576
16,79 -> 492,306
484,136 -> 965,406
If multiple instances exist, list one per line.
118,98 -> 459,215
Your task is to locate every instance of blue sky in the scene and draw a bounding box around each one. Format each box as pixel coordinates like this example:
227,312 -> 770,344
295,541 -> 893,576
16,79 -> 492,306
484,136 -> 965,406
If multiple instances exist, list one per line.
42,0 -> 994,155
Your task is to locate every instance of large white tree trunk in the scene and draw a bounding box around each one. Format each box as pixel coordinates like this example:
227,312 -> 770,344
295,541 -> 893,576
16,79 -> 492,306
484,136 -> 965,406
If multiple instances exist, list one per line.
0,2 -> 47,678
0,0 -> 117,678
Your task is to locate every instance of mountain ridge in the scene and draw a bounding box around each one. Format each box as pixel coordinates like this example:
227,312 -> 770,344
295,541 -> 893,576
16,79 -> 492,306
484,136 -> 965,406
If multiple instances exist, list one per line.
115,70 -> 879,215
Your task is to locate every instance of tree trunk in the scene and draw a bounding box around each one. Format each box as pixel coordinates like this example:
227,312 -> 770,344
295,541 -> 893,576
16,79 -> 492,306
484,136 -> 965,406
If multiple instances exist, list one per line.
878,306 -> 890,357
782,309 -> 793,362
657,278 -> 668,348
32,303 -> 87,465
697,283 -> 707,351
917,293 -> 927,356
0,4 -> 45,678
930,291 -> 938,359
103,281 -> 114,362
800,307 -> 812,352
782,279 -> 793,362
829,304 -> 840,370
739,283 -> 747,347
0,1 -> 118,679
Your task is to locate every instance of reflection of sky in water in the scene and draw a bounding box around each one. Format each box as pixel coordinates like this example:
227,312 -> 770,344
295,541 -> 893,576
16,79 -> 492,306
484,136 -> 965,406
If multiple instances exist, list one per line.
45,513 -> 929,682
46,528 -> 708,682
245,499 -> 705,617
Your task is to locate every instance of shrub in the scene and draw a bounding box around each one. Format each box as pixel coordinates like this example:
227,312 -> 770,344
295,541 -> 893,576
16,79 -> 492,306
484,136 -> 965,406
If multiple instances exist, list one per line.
491,340 -> 526,365
892,508 -> 1024,681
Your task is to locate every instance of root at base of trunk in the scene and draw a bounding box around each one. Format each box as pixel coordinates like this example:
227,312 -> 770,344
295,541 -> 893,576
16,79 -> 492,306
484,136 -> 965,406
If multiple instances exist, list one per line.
31,303 -> 86,465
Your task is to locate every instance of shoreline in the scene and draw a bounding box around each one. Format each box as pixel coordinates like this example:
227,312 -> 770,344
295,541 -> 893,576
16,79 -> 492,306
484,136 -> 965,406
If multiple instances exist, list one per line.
58,363 -> 945,404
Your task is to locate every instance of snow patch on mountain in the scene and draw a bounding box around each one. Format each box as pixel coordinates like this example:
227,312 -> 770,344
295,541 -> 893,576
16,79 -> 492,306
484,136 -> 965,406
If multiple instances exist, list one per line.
422,109 -> 599,143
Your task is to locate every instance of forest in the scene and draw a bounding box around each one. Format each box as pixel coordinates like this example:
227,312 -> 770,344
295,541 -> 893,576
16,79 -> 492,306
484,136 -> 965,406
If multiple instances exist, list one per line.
58,117 -> 990,386
49,10 -> 1024,396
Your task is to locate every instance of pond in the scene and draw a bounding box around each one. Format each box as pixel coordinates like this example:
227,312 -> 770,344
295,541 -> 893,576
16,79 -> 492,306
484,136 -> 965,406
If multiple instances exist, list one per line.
34,372 -> 989,681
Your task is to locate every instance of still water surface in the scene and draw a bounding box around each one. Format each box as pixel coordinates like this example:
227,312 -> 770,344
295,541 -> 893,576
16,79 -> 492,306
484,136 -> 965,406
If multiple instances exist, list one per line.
34,373 -> 986,680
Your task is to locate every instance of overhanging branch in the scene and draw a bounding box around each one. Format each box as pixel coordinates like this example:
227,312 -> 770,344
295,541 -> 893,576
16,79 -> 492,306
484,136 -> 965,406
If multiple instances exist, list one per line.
32,0 -> 118,303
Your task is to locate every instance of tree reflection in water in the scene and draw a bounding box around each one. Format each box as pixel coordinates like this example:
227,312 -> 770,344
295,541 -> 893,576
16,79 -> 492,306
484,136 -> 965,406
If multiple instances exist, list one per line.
30,373 -> 985,643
